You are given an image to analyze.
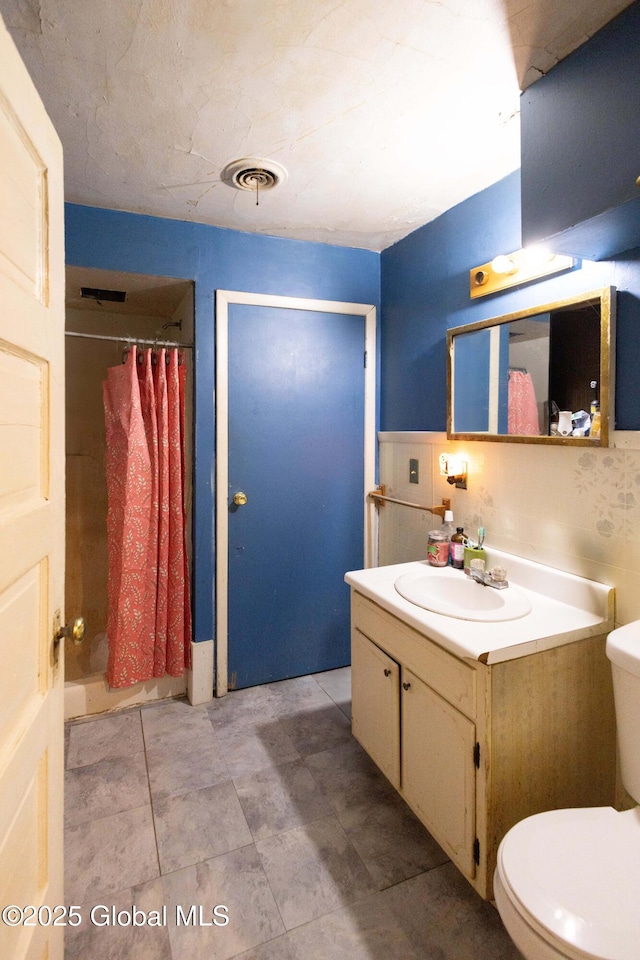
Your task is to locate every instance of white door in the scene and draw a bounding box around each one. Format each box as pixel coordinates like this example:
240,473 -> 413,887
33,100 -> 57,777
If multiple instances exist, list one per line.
0,15 -> 66,960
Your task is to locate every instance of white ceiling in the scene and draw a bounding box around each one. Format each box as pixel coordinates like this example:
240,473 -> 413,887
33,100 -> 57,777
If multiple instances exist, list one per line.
1,0 -> 632,251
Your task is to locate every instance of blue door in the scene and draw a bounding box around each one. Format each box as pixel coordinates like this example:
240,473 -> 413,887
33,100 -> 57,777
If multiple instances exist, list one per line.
227,304 -> 366,689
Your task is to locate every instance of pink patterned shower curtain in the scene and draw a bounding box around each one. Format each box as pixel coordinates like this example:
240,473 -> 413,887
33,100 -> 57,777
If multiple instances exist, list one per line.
507,370 -> 541,436
103,346 -> 191,688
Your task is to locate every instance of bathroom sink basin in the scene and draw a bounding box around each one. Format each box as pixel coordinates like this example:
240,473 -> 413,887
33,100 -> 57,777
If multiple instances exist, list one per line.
394,570 -> 532,622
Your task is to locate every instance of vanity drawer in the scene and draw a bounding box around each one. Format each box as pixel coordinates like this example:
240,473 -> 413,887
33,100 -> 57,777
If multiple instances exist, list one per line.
351,591 -> 477,720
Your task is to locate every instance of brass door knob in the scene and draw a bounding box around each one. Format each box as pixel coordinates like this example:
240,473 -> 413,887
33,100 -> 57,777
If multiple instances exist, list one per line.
57,617 -> 86,646
233,491 -> 248,506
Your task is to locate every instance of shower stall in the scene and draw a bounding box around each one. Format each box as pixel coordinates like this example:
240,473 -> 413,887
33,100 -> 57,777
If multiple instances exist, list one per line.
64,266 -> 194,719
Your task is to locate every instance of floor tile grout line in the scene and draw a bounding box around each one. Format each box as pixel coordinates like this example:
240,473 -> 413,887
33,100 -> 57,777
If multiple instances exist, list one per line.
64,800 -> 155,835
226,747 -> 387,937
226,883 -> 386,959
247,841 -> 289,942
216,676 -> 365,950
67,690 -> 351,807
63,672 -> 520,958
377,857 -> 452,892
65,676 -> 357,927
139,706 -> 164,880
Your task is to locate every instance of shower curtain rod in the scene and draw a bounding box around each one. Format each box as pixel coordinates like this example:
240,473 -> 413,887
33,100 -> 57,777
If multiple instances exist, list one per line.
65,330 -> 193,348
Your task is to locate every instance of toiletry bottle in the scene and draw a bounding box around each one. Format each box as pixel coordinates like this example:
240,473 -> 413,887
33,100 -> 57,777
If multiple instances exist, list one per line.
450,527 -> 465,569
590,381 -> 601,440
441,510 -> 455,538
441,510 -> 456,565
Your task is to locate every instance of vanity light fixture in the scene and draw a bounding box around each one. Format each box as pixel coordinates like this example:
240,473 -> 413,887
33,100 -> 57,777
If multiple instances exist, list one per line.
439,453 -> 467,489
469,247 -> 575,299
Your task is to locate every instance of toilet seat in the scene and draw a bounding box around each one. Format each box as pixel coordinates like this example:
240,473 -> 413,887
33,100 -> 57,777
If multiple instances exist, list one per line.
494,869 -> 584,960
496,806 -> 640,960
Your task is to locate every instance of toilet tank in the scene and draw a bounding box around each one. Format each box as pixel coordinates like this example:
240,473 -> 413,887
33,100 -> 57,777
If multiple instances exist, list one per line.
607,623 -> 640,803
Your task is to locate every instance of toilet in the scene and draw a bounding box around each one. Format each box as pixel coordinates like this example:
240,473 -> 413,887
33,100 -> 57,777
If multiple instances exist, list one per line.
494,621 -> 640,960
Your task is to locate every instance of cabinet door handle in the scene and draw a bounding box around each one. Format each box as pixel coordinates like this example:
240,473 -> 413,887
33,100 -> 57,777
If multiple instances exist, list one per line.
383,668 -> 391,676
402,681 -> 411,691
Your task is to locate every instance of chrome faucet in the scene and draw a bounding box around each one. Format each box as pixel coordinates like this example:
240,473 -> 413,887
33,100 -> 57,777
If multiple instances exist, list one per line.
469,567 -> 509,590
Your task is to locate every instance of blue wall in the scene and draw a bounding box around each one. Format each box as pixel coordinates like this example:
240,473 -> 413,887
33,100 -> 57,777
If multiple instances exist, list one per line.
380,170 -> 640,431
520,0 -> 640,259
65,170 -> 640,643
65,204 -> 380,643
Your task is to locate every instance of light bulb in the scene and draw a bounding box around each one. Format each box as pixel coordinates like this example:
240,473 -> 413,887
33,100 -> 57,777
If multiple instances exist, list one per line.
491,254 -> 517,275
447,455 -> 465,478
521,245 -> 555,268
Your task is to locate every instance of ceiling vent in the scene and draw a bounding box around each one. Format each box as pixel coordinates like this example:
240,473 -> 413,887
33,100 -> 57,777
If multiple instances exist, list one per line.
222,158 -> 288,197
80,287 -> 127,303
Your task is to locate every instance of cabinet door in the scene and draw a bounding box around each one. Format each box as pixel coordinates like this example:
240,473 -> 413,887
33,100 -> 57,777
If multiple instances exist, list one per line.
402,668 -> 476,878
351,629 -> 400,789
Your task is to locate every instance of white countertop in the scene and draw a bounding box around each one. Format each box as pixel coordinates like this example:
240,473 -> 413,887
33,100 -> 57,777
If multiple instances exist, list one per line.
344,549 -> 615,664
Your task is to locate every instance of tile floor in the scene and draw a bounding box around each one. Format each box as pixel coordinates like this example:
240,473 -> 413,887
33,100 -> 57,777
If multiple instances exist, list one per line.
64,667 -> 523,959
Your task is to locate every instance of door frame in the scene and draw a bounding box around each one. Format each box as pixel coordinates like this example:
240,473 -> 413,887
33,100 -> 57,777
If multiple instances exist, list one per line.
215,290 -> 376,697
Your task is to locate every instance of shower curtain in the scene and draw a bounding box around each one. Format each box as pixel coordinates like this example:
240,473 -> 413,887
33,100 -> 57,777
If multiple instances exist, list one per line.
103,346 -> 191,688
508,370 -> 541,436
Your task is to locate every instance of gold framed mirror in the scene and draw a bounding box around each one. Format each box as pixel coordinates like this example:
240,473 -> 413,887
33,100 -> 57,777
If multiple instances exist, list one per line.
447,286 -> 615,445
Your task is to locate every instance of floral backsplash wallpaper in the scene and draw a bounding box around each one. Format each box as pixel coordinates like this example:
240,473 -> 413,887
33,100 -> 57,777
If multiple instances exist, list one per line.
378,433 -> 640,625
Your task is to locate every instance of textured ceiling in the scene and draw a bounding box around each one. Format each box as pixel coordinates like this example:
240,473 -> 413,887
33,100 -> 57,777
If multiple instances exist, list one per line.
0,0 -> 632,250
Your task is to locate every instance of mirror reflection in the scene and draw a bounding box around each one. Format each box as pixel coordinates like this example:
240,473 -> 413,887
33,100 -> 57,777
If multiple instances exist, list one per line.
447,287 -> 615,445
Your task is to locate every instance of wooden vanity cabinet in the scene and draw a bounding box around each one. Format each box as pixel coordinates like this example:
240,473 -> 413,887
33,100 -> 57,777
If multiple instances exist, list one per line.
350,590 -> 616,900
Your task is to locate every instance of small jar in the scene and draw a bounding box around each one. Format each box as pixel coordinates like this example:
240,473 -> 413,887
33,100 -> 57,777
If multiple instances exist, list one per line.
427,529 -> 450,567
